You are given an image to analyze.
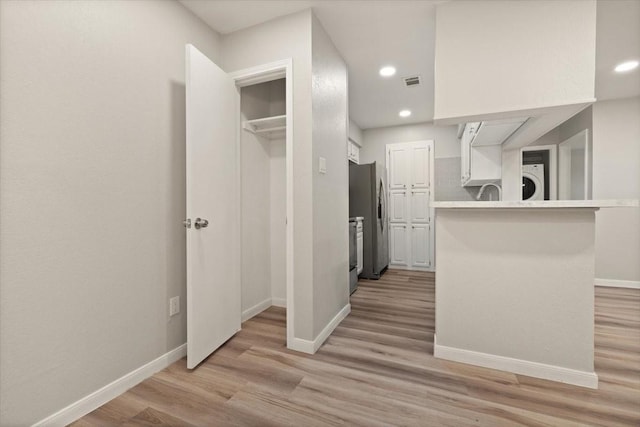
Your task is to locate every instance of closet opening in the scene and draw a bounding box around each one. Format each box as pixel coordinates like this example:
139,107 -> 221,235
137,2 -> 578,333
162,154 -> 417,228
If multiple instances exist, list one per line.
232,60 -> 294,349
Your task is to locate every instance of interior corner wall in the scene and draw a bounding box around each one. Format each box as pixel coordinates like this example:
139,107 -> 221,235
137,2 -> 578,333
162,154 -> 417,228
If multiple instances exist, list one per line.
221,10 -> 315,340
311,15 -> 350,337
592,96 -> 640,282
0,1 -> 222,425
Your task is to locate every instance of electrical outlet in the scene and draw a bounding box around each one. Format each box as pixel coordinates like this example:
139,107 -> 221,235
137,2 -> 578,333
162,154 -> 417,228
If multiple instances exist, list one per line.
169,296 -> 180,316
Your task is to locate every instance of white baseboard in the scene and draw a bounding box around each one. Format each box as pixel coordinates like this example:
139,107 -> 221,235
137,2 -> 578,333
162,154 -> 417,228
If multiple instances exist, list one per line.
242,297 -> 288,322
595,278 -> 640,289
33,344 -> 187,427
271,297 -> 287,308
287,303 -> 351,354
433,335 -> 598,389
388,265 -> 435,273
241,298 -> 273,322
287,336 -> 316,354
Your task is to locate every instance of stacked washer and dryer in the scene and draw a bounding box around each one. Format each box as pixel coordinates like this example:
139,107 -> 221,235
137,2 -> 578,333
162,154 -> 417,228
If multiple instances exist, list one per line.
522,164 -> 545,200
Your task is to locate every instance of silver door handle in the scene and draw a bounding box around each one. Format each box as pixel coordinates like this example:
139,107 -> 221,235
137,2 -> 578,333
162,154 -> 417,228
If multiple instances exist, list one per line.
183,219 -> 191,229
194,218 -> 209,229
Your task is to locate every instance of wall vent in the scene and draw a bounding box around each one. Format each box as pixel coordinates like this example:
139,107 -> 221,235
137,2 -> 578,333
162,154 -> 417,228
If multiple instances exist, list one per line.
403,75 -> 421,87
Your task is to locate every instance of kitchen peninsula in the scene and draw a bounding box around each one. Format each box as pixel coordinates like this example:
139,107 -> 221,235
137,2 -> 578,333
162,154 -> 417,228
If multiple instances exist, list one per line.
432,200 -> 639,388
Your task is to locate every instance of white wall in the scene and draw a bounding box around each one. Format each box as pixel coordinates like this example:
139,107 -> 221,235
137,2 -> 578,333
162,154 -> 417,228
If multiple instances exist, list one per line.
0,1 -> 221,425
311,15 -> 350,337
349,118 -> 363,146
270,139 -> 287,302
434,0 -> 596,122
240,83 -> 274,312
436,208 -> 596,376
592,97 -> 640,282
361,122 -> 460,165
221,10 -> 316,340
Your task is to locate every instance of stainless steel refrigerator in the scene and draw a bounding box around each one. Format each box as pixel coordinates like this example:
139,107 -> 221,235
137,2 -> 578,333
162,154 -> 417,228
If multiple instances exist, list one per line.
349,162 -> 389,279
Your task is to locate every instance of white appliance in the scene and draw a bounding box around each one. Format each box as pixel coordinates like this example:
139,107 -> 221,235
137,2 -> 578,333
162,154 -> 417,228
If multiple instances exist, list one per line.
522,164 -> 545,200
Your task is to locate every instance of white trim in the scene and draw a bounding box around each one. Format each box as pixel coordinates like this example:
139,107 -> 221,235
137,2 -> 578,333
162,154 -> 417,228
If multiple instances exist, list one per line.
388,265 -> 435,273
433,335 -> 598,389
271,297 -> 287,307
229,59 -> 295,351
287,337 -> 316,354
33,344 -> 187,427
241,298 -> 273,322
595,278 -> 640,289
288,304 -> 351,354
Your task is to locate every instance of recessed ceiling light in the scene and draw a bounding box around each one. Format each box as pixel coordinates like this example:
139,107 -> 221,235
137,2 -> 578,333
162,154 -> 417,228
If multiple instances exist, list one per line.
379,66 -> 396,77
399,110 -> 412,118
614,60 -> 639,73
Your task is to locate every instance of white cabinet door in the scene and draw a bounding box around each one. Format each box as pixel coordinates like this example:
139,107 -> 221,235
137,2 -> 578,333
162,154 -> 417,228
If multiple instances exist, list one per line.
411,224 -> 430,268
411,144 -> 430,189
356,231 -> 363,274
389,190 -> 407,222
386,141 -> 433,270
389,224 -> 408,265
461,126 -> 471,185
410,189 -> 430,223
388,146 -> 408,189
185,45 -> 240,369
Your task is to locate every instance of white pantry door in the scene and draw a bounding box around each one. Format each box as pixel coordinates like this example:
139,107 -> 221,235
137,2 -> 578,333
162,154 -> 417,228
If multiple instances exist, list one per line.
185,44 -> 240,369
386,141 -> 433,270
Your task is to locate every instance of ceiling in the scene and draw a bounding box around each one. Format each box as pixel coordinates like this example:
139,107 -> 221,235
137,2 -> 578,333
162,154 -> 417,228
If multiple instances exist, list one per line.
180,0 -> 639,130
595,0 -> 640,101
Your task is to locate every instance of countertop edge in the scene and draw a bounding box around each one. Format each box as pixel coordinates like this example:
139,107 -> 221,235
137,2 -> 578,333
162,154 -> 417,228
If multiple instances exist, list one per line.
432,199 -> 639,209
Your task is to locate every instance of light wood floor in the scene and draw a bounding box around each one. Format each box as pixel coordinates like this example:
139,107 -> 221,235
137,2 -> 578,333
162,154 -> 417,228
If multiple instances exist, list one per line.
73,270 -> 640,426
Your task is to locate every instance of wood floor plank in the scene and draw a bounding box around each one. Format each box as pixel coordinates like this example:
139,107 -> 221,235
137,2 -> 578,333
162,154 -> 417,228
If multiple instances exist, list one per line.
73,269 -> 640,426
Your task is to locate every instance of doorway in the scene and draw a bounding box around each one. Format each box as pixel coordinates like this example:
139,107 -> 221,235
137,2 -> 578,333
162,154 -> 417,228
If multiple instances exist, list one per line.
385,140 -> 435,271
520,144 -> 558,201
230,60 -> 295,350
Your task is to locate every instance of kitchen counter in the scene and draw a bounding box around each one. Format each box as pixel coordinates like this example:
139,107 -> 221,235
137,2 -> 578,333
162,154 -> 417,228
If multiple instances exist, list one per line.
432,199 -> 639,209
431,201 -> 640,389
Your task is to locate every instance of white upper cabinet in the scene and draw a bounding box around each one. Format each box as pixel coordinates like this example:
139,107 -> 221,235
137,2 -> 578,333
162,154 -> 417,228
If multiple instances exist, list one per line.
461,123 -> 502,187
434,0 -> 597,149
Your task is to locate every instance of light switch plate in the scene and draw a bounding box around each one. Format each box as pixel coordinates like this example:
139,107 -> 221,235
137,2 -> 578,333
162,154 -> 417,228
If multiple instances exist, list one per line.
319,157 -> 327,174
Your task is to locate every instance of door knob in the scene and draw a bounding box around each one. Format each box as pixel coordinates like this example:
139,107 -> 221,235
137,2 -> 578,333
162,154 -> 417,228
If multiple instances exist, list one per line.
182,219 -> 191,229
194,218 -> 209,229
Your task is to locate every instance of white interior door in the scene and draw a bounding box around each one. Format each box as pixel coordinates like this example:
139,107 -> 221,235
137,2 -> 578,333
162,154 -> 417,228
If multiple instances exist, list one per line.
186,44 -> 240,369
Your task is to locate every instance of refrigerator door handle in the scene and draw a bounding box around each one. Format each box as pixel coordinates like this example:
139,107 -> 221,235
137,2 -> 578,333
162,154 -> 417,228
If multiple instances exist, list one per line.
378,177 -> 386,231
